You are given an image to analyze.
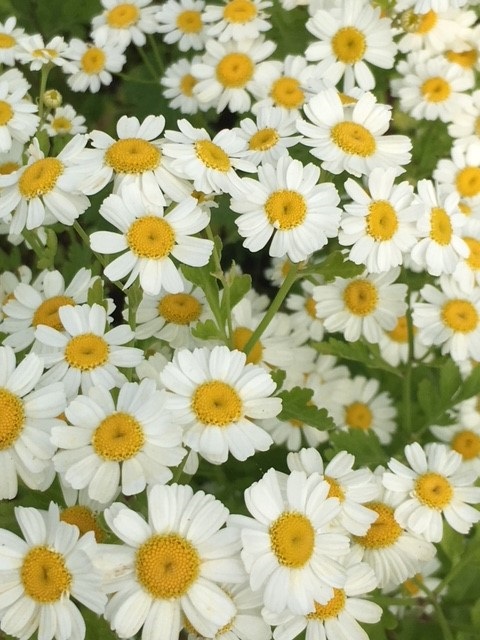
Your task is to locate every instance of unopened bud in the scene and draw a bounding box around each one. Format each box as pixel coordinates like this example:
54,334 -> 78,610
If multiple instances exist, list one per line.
43,89 -> 63,109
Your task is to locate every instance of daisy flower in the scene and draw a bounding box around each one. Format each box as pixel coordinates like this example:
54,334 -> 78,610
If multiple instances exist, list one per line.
396,8 -> 476,54
203,0 -> 272,42
91,0 -> 160,48
0,346 -> 66,500
65,37 -> 126,93
51,379 -> 185,504
0,503 -> 106,640
431,407 -> 480,475
297,88 -> 412,177
156,0 -> 209,52
377,303 -> 428,367
102,483 -> 245,639
0,137 -> 23,178
230,468 -> 349,615
286,278 -> 325,343
410,179 -> 468,276
448,89 -> 480,144
451,219 -> 480,292
191,36 -> 277,113
162,118 -> 255,194
0,17 -> 25,66
339,167 -> 420,272
1,267 -> 92,352
59,488 -> 110,542
43,104 -> 87,137
160,345 -> 280,464
305,0 -> 397,91
0,72 -> 39,152
161,57 -> 210,115
313,267 -> 407,345
34,302 -> 143,399
230,155 -> 341,262
433,140 -> 480,206
16,34 -> 76,73
77,114 -> 189,205
383,442 -> 480,542
0,136 -> 90,235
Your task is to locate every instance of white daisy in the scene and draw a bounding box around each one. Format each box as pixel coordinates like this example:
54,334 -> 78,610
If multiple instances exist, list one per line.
58,488 -> 110,543
305,0 -> 397,91
90,185 -> 213,296
230,155 -> 341,262
431,407 -> 480,475
383,442 -> 480,542
297,88 -> 412,177
65,37 -> 126,93
203,0 -> 272,42
51,379 -> 185,504
156,0 -> 209,51
16,34 -> 76,73
0,346 -> 66,500
396,8 -> 476,55
43,104 -> 87,137
34,302 -> 143,399
286,279 -> 325,343
0,72 -> 39,152
91,0 -> 160,48
377,302 -> 429,367
433,140 -> 480,207
0,17 -> 25,66
448,88 -> 480,144
161,57 -> 210,115
229,468 -> 349,615
102,483 -> 245,639
0,503 -> 106,640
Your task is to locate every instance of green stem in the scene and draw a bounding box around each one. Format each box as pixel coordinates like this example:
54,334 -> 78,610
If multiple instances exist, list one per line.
416,580 -> 454,640
171,449 -> 191,485
243,262 -> 299,357
37,63 -> 52,125
147,33 -> 165,76
22,229 -> 44,260
136,44 -> 159,82
402,290 -> 415,435
205,225 -> 233,342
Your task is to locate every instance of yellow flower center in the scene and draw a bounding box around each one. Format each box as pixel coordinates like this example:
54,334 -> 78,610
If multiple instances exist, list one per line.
264,190 -> 307,230
60,506 -> 104,542
216,52 -> 254,88
32,295 -> 75,330
338,92 -> 358,106
325,476 -> 345,501
429,207 -> 452,245
305,297 -> 317,319
270,77 -> 304,109
307,589 -> 346,620
81,46 -> 106,74
420,77 -> 451,103
366,200 -> 398,241
401,9 -> 437,34
445,49 -> 477,69
192,380 -> 242,426
0,33 -> 15,48
269,512 -> 315,568
441,299 -> 479,333
388,316 -> 410,343
248,127 -> 279,151
232,326 -> 263,364
455,167 -> 480,198
452,429 -> 480,460
176,10 -> 203,33
343,279 -> 378,316
105,138 -> 161,174
465,237 -> 480,271
136,534 -> 200,599
0,161 -> 19,175
64,333 -> 110,371
0,100 -> 13,125
127,216 -> 175,259
223,0 -> 257,23
33,48 -> 58,60
330,121 -> 376,157
51,116 -> 72,135
92,412 -> 144,461
331,26 -> 366,64
403,574 -> 422,596
180,73 -> 196,96
106,3 -> 140,28
345,401 -> 373,431
355,502 -> 402,549
195,140 -> 231,171
21,546 -> 72,603
18,158 -> 64,200
414,472 -> 453,509
0,388 -> 24,450
158,292 -> 202,325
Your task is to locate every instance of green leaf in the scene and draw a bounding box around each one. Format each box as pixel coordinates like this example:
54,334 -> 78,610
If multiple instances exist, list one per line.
277,386 -> 335,431
315,338 -> 403,377
455,366 -> 480,403
439,360 -> 462,400
329,429 -> 388,468
225,270 -> 251,311
303,251 -> 364,283
37,228 -> 58,271
87,278 -> 107,310
191,319 -> 223,342
270,368 -> 286,392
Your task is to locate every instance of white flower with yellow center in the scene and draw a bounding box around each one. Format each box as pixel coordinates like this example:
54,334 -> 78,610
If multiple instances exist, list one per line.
191,36 -> 277,113
230,468 -> 349,615
162,118 -> 255,194
90,185 -> 213,295
397,8 -> 476,55
78,114 -> 190,205
383,442 -> 480,542
434,140 -> 480,208
44,104 -> 87,137
102,483 -> 244,638
0,346 -> 66,500
203,0 -> 272,42
393,51 -> 473,123
452,218 -> 480,292
305,0 -> 396,91
161,57 -> 210,115
230,155 -> 341,262
91,0 -> 160,48
34,302 -> 143,399
286,279 -> 325,343
156,0 -> 208,51
313,267 -> 407,345
0,503 -> 106,640
0,17 -> 24,66
377,297 -> 429,367
327,375 -> 397,445
297,88 -> 412,177
1,267 -> 92,352
410,179 -> 468,276
0,73 -> 39,153
413,275 -> 480,363
0,137 -> 23,180
448,89 -> 480,145
431,416 -> 480,476
0,136 -> 90,235
16,34 -> 76,72
160,344 -> 280,464
51,379 -> 185,504
65,37 -> 126,93
339,168 -> 420,272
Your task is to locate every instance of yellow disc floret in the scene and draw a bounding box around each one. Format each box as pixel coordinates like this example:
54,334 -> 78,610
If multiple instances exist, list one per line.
270,77 -> 305,109
429,207 -> 452,245
106,3 -> 140,28
343,279 -> 378,316
269,512 -> 315,568
421,77 -> 451,103
93,412 -> 145,461
265,190 -> 307,230
127,216 -> 175,259
224,0 -> 257,23
216,53 -> 254,88
414,472 -> 453,509
195,140 -> 231,171
192,380 -> 242,426
248,127 -> 279,151
455,167 -> 480,199
345,401 -> 373,431
21,546 -> 72,603
81,47 -> 106,74
19,158 -> 64,200
331,27 -> 366,64
232,326 -> 263,364
355,502 -> 402,549
105,138 -> 161,174
330,121 -> 376,157
0,100 -> 13,125
307,589 -> 346,620
176,10 -> 203,33
441,299 -> 478,333
60,506 -> 104,542
64,333 -> 110,371
366,201 -> 399,241
32,296 -> 75,330
452,429 -> 480,460
159,293 -> 202,325
0,388 -> 25,450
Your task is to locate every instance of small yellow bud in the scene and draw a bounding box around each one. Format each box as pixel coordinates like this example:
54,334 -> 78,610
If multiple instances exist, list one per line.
43,89 -> 63,109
